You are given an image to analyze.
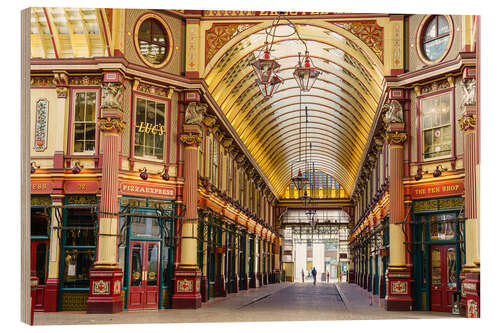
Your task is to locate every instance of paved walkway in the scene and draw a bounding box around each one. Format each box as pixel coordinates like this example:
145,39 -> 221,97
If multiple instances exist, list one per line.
33,282 -> 459,325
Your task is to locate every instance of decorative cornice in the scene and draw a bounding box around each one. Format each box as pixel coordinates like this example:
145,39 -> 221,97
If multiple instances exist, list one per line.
179,132 -> 203,146
202,114 -> 217,128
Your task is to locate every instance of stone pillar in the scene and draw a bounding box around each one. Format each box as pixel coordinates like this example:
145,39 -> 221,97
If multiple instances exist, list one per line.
53,72 -> 68,169
458,75 -> 480,318
87,72 -> 125,313
44,195 -> 63,311
172,124 -> 203,308
384,122 -> 412,311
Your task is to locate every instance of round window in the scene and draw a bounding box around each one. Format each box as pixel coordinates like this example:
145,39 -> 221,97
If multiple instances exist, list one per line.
134,15 -> 173,68
420,15 -> 452,62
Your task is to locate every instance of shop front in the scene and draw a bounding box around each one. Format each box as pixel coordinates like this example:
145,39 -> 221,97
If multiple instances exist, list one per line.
118,196 -> 175,310
411,196 -> 465,312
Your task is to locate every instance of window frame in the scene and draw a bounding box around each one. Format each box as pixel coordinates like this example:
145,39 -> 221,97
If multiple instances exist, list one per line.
417,88 -> 456,163
69,88 -> 100,156
416,15 -> 454,65
131,92 -> 171,163
133,13 -> 174,69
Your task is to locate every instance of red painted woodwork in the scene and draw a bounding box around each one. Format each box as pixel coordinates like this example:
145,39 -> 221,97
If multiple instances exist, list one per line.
430,245 -> 457,312
128,241 -> 160,310
31,240 -> 48,311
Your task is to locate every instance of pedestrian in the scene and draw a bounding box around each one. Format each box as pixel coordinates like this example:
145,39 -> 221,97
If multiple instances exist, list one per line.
301,269 -> 305,283
327,271 -> 330,283
312,267 -> 317,285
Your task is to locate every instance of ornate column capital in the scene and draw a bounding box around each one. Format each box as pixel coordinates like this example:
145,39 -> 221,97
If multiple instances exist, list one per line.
180,132 -> 203,147
459,113 -> 477,132
53,72 -> 69,98
384,131 -> 407,145
97,117 -> 126,133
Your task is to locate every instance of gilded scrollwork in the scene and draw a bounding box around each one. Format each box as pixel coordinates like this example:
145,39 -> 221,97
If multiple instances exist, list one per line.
384,131 -> 407,145
459,114 -> 477,132
97,117 -> 126,133
179,132 -> 202,146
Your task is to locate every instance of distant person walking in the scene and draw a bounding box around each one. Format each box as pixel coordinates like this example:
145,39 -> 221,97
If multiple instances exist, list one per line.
312,267 -> 317,285
327,271 -> 330,283
301,269 -> 305,283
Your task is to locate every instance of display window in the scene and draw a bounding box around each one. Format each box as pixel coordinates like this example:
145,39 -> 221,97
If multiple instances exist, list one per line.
134,97 -> 166,160
72,90 -> 98,154
420,91 -> 453,160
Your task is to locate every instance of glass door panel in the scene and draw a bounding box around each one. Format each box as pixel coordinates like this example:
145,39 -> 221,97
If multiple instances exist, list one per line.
145,242 -> 159,308
431,248 -> 441,287
131,244 -> 143,287
128,242 -> 144,309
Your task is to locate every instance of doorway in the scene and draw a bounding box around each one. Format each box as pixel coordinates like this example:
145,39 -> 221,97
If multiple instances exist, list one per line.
128,241 -> 160,310
30,240 -> 48,310
430,245 -> 457,312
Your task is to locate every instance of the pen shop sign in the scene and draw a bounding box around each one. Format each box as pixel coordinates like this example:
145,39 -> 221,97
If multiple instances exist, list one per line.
410,180 -> 464,199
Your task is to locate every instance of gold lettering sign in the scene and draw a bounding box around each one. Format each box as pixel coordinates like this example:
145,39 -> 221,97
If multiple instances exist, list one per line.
135,122 -> 166,136
413,200 -> 438,213
67,196 -> 97,205
439,197 -> 464,210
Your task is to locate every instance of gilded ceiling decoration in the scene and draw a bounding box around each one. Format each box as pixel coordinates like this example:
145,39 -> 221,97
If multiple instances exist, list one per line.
331,21 -> 384,62
205,23 -> 256,64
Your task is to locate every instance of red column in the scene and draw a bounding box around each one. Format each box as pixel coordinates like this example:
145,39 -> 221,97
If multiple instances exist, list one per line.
384,122 -> 413,311
458,73 -> 480,317
171,97 -> 204,308
87,73 -> 125,313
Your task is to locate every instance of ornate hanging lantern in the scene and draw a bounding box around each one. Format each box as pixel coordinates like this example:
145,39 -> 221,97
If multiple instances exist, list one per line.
256,74 -> 283,98
293,51 -> 321,92
251,46 -> 281,84
300,189 -> 312,207
291,169 -> 307,191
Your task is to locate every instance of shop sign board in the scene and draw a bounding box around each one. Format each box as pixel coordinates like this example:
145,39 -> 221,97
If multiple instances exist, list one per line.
119,181 -> 175,199
410,181 -> 464,199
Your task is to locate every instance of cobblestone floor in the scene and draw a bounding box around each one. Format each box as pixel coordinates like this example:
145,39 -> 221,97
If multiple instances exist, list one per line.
33,282 -> 461,326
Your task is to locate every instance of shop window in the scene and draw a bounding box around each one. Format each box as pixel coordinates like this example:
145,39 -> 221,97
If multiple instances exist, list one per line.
134,97 -> 166,160
421,15 -> 451,62
130,213 -> 161,238
73,91 -> 97,153
31,209 -> 49,237
63,206 -> 96,289
135,15 -> 173,68
421,92 -> 452,160
429,213 -> 455,240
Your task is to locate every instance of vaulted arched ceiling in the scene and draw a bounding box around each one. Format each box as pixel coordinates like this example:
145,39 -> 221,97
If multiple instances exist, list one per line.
204,20 -> 386,197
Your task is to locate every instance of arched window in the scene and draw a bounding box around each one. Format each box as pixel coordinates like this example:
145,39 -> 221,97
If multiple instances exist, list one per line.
421,15 -> 451,62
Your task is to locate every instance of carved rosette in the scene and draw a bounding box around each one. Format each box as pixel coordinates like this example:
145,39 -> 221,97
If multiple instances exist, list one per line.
180,132 -> 203,147
98,117 -> 126,133
459,114 -> 477,132
385,131 -> 407,145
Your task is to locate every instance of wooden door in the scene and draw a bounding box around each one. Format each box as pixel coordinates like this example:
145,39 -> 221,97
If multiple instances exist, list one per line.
128,241 -> 160,310
430,245 -> 457,312
30,240 -> 48,310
